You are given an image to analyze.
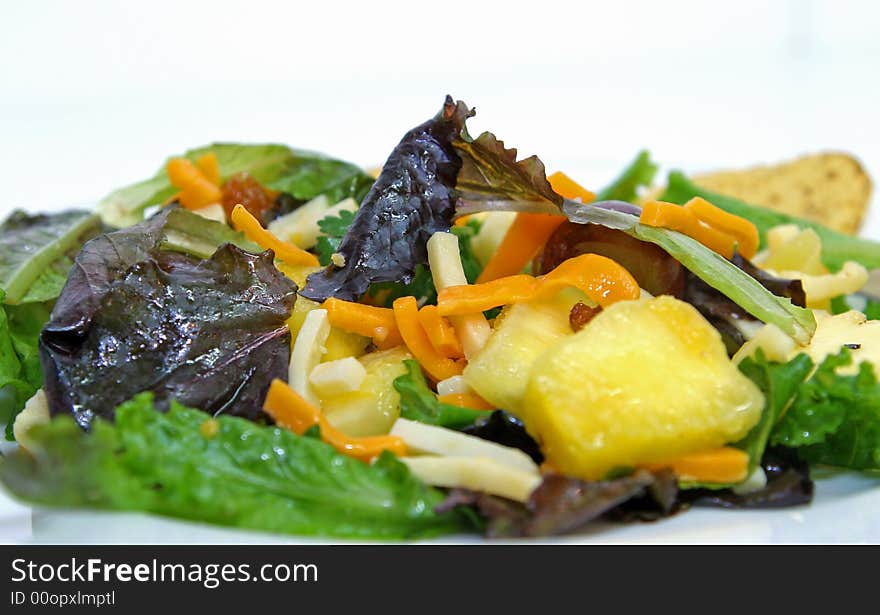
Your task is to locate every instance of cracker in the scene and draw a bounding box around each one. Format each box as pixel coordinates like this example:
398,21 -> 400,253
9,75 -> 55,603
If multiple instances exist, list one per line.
692,152 -> 872,234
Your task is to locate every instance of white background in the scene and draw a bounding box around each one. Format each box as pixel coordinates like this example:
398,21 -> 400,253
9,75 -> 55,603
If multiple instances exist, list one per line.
1,0 -> 879,543
1,0 -> 878,227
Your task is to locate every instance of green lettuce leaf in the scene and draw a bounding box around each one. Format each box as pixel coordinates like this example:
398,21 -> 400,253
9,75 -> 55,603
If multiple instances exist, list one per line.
736,351 -> 814,474
0,294 -> 50,438
562,202 -> 816,343
736,348 -> 880,471
97,143 -> 375,228
659,171 -> 880,271
0,393 -> 470,539
0,303 -> 32,429
315,209 -> 357,266
19,256 -> 75,304
158,206 -> 261,258
394,360 -> 487,429
0,209 -> 99,434
595,150 -> 659,202
770,350 -> 880,470
0,209 -> 102,305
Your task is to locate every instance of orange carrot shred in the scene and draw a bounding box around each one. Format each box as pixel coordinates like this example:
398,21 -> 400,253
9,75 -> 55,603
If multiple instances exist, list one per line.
640,200 -> 737,259
418,305 -> 464,359
437,393 -> 495,411
437,253 -> 639,316
684,197 -> 759,259
263,379 -> 407,462
537,253 -> 641,304
640,446 -> 749,484
393,296 -> 463,381
475,171 -> 594,284
323,298 -> 403,349
548,170 -> 596,203
195,152 -> 221,186
166,157 -> 223,210
230,204 -> 320,267
476,213 -> 567,283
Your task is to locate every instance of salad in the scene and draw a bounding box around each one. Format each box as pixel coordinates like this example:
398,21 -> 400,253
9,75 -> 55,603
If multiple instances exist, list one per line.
1,96 -> 878,540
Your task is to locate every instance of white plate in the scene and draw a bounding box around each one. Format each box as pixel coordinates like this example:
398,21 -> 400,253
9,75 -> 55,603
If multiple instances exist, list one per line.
2,178 -> 880,545
2,469 -> 879,544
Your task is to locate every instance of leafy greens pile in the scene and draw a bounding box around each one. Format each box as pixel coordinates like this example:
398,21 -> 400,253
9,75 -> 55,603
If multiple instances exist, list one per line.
2,95 -> 880,540
0,394 -> 468,539
98,143 -> 375,228
747,348 -> 880,470
39,210 -> 297,427
0,210 -> 103,436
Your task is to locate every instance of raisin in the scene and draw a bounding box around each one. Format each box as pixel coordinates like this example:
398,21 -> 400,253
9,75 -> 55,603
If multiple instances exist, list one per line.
569,301 -> 601,332
221,173 -> 277,224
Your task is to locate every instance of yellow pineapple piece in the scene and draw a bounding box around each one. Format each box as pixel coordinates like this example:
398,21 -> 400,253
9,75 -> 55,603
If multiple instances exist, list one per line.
522,296 -> 764,480
463,288 -> 587,413
286,295 -> 370,361
321,346 -> 412,436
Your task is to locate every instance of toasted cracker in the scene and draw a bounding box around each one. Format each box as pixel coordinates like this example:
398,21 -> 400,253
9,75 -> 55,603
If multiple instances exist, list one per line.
692,152 -> 872,234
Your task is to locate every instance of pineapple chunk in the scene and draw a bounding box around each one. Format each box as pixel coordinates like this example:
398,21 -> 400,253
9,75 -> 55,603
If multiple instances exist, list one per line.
390,418 -> 539,474
759,225 -> 826,275
268,196 -> 358,250
277,264 -> 322,290
268,194 -> 330,245
309,357 -> 367,397
322,329 -> 371,362
400,456 -> 541,502
463,288 -> 587,413
522,296 -> 764,480
322,347 -> 412,436
286,296 -> 370,361
287,296 -> 322,341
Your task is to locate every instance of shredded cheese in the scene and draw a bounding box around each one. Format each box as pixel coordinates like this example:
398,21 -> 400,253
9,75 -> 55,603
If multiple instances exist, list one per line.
426,232 -> 491,358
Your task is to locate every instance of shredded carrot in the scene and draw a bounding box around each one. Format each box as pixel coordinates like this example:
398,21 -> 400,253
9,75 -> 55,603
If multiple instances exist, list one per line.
438,275 -> 539,315
437,253 -> 640,316
639,200 -> 736,259
166,157 -> 223,210
230,204 -> 320,267
476,214 -> 567,283
475,171 -> 594,284
548,170 -> 596,203
537,253 -> 641,304
323,297 -> 403,349
437,393 -> 494,411
167,157 -> 205,188
418,305 -> 464,359
392,296 -> 464,381
263,379 -> 407,462
195,152 -> 221,186
684,197 -> 759,259
641,446 -> 749,484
